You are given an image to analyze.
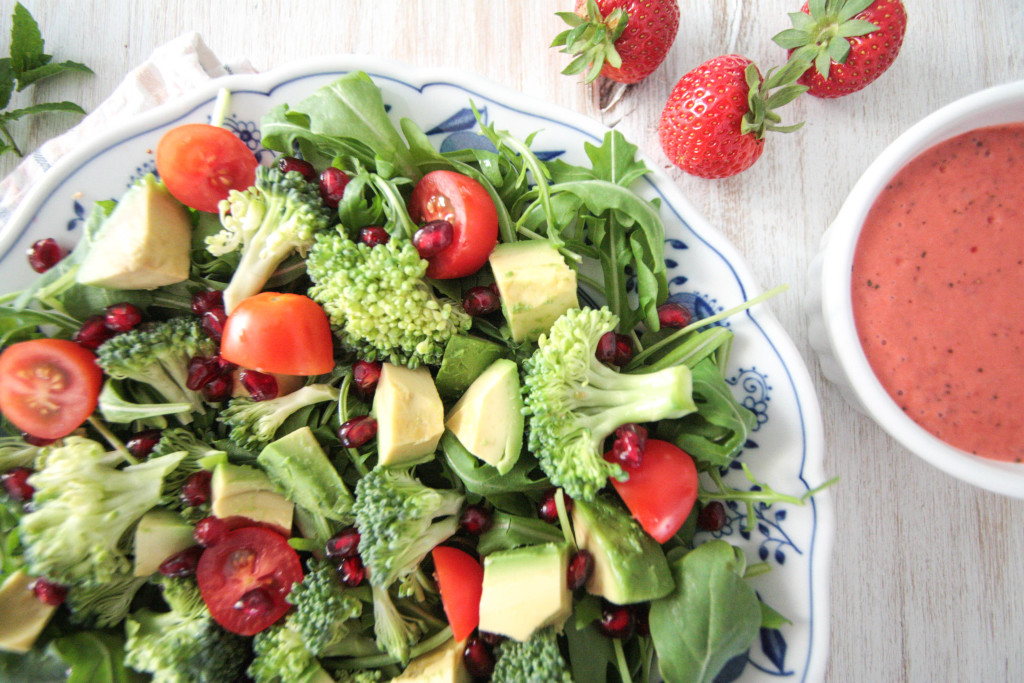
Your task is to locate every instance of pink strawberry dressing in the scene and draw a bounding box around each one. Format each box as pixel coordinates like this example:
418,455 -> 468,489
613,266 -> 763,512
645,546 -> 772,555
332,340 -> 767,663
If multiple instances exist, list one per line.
851,123 -> 1024,462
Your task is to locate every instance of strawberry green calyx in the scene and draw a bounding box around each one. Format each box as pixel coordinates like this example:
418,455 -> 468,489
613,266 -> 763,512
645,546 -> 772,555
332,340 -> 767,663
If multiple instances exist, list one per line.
739,59 -> 810,140
772,0 -> 881,80
552,0 -> 628,84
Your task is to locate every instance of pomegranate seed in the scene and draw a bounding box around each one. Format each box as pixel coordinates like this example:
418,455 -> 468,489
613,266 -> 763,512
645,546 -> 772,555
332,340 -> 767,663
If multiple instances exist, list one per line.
73,315 -> 115,350
201,374 -> 233,402
339,416 -> 377,448
126,428 -> 163,460
103,302 -> 143,333
194,516 -> 229,547
235,587 -> 275,616
21,433 -> 56,447
462,286 -> 500,316
358,226 -> 390,247
325,527 -> 361,560
412,220 -> 453,259
352,360 -> 383,397
697,501 -> 728,532
609,423 -> 648,469
337,556 -> 366,587
181,470 -> 213,507
186,356 -> 220,391
657,302 -> 692,329
190,290 -> 224,316
596,601 -> 636,639
463,637 -> 495,678
31,578 -> 67,606
567,549 -> 595,591
2,467 -> 35,502
595,331 -> 633,367
278,155 -> 316,181
201,308 -> 228,342
537,487 -> 572,524
240,369 -> 278,401
459,504 -> 493,536
319,167 -> 350,208
27,238 -> 65,273
158,546 -> 203,577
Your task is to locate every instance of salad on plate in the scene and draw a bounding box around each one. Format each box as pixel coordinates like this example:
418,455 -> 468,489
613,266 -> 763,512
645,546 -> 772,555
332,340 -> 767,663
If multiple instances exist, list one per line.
0,69 -> 827,683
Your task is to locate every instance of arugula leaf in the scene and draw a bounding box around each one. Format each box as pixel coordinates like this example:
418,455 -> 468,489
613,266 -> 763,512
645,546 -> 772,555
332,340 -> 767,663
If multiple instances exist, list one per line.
51,630 -> 143,683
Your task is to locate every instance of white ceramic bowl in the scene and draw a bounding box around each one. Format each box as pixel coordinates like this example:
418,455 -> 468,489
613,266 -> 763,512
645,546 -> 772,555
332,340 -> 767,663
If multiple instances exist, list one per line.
809,80 -> 1024,498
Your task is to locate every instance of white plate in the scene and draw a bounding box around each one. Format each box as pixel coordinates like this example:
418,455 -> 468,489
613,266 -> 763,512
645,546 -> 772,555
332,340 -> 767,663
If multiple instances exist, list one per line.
0,56 -> 832,682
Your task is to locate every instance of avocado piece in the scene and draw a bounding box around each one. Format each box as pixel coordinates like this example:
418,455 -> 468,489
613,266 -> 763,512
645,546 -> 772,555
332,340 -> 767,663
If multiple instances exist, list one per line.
76,174 -> 193,290
478,542 -> 571,641
445,359 -> 523,474
257,426 -> 353,519
489,240 -> 579,342
373,363 -> 445,466
391,637 -> 470,683
0,569 -> 58,653
434,335 -> 507,399
211,462 -> 294,535
133,509 -> 197,576
572,496 -> 674,604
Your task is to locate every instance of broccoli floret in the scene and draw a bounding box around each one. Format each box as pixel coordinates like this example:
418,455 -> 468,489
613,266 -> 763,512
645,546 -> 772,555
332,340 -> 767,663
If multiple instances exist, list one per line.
333,669 -> 385,683
66,572 -> 149,628
208,165 -> 334,313
249,621 -> 333,683
95,316 -> 217,423
150,427 -> 227,504
353,467 -> 463,595
306,232 -> 471,368
370,583 -> 425,666
286,558 -> 363,656
0,436 -> 47,473
18,437 -> 184,585
219,383 -> 340,451
522,306 -> 697,501
492,627 -> 574,683
124,577 -> 252,683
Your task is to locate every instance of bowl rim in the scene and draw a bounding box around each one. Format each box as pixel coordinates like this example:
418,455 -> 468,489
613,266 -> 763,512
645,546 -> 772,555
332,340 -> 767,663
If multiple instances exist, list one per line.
819,78 -> 1024,497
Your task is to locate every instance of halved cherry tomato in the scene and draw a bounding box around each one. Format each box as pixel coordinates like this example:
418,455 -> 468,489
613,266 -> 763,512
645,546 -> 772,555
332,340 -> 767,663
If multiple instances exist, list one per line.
606,438 -> 698,543
432,545 -> 484,641
156,123 -> 258,213
196,526 -> 303,636
0,339 -> 103,439
220,292 -> 334,376
408,170 -> 498,279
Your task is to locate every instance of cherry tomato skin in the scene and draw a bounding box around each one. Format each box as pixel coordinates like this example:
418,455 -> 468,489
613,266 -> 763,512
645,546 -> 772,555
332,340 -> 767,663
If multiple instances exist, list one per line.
606,439 -> 698,543
196,526 -> 303,636
408,170 -> 498,279
156,123 -> 258,213
220,292 -> 335,376
432,545 -> 484,641
0,339 -> 103,440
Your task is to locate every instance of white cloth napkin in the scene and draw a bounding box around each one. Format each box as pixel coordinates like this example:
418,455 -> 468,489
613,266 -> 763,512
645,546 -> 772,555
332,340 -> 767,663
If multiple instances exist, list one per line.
0,32 -> 256,231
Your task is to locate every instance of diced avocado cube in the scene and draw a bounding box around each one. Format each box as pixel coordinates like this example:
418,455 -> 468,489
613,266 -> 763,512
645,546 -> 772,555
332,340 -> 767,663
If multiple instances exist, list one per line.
373,363 -> 444,466
77,174 -> 193,290
257,426 -> 353,519
478,543 -> 571,642
211,462 -> 294,535
133,509 -> 197,576
445,359 -> 523,474
391,637 -> 469,682
572,496 -> 674,604
434,335 -> 507,399
0,569 -> 58,653
489,240 -> 578,342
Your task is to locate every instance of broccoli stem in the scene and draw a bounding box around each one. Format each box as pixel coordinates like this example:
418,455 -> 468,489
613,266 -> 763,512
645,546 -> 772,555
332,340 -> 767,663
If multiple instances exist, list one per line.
337,626 -> 453,670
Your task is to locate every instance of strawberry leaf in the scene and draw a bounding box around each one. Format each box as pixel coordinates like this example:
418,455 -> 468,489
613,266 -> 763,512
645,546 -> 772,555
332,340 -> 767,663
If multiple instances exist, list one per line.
837,19 -> 879,38
814,50 -> 833,79
837,0 -> 876,22
772,28 -> 812,49
827,37 -> 850,64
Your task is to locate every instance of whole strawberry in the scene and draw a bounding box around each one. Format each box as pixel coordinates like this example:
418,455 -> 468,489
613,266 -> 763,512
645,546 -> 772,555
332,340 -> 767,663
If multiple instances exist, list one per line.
552,0 -> 680,84
773,0 -> 908,98
658,55 -> 808,179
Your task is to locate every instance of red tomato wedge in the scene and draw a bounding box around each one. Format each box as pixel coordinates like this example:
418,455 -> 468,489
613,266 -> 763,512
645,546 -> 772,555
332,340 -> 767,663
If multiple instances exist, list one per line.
156,123 -> 258,213
606,439 -> 698,543
196,526 -> 303,636
432,545 -> 484,641
408,170 -> 498,279
220,292 -> 335,376
0,339 -> 102,439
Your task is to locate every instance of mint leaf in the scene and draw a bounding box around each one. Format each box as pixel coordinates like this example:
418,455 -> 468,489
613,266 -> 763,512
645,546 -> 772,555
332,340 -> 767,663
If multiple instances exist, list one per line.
16,60 -> 93,91
9,2 -> 47,75
0,58 -> 14,109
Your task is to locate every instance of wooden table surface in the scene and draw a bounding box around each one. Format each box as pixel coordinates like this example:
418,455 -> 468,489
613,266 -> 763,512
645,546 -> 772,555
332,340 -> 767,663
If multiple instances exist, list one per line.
2,1 -> 1022,681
